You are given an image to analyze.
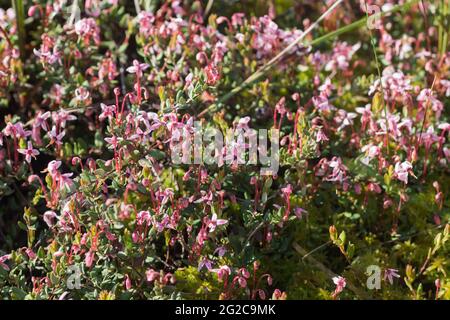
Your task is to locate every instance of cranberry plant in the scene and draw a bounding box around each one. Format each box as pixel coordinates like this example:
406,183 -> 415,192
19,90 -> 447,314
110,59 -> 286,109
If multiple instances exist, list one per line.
0,0 -> 449,300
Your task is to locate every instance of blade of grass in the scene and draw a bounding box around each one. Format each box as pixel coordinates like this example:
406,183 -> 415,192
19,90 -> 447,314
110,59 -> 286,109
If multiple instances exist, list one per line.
134,0 -> 141,15
439,0 -> 448,57
204,0 -> 214,19
12,0 -> 26,59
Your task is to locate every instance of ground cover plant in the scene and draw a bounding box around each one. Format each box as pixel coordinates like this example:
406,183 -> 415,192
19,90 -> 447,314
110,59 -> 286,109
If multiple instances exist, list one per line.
0,0 -> 449,300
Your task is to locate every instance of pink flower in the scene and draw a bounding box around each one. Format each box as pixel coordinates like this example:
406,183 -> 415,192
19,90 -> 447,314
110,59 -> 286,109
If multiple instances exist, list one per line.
326,157 -> 348,183
294,207 -> 307,219
43,210 -> 58,227
17,141 -> 39,163
361,144 -> 380,165
275,97 -> 287,115
136,210 -> 151,226
335,109 -> 357,132
47,160 -> 61,176
281,184 -> 292,198
25,248 -> 36,260
271,288 -> 287,300
208,213 -> 228,232
356,104 -> 372,128
316,128 -> 329,143
33,111 -> 51,131
211,265 -> 231,282
53,110 -> 77,128
332,276 -> 346,298
231,13 -> 245,27
48,126 -> 65,146
204,63 -> 220,85
74,18 -> 100,45
198,258 -> 213,271
75,87 -> 90,103
3,122 -> 31,139
127,59 -> 149,77
196,226 -> 208,246
441,80 -> 450,97
124,274 -> 132,290
105,136 -> 121,149
146,269 -> 160,282
0,254 -> 11,271
137,12 -> 156,37
418,89 -> 444,119
325,42 -> 360,72
319,77 -> 335,97
214,246 -> 227,257
59,173 -> 74,191
281,184 -> 293,220
258,289 -> 266,300
98,56 -> 118,81
384,268 -> 400,285
85,250 -> 95,268
32,111 -> 51,144
237,276 -> 247,288
394,161 -> 413,184
312,93 -> 335,113
99,103 -> 115,121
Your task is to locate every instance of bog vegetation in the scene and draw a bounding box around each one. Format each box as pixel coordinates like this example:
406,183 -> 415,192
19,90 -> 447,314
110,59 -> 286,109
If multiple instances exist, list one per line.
0,0 -> 449,300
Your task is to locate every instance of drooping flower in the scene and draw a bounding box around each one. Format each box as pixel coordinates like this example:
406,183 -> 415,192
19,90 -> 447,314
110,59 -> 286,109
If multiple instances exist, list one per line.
146,269 -> 160,282
25,248 -> 36,260
48,126 -> 65,146
0,254 -> 11,271
99,103 -> 116,121
326,157 -> 348,183
33,111 -> 51,131
85,250 -> 95,268
124,274 -> 132,291
211,265 -> 231,282
417,89 -> 444,119
104,136 -> 121,149
59,173 -> 74,191
214,246 -> 227,257
394,161 -> 414,184
74,18 -> 100,45
204,63 -> 220,85
136,210 -> 152,226
47,160 -> 61,176
332,276 -> 346,298
43,210 -> 58,227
